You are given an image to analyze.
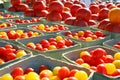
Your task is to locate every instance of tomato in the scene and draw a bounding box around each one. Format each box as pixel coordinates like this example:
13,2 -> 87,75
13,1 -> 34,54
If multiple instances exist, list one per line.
46,11 -> 62,21
81,54 -> 92,63
14,75 -> 25,80
64,17 -> 76,25
70,4 -> 82,16
33,1 -> 46,11
73,19 -> 88,27
61,11 -> 72,20
4,44 -> 13,49
97,64 -> 107,74
35,43 -> 43,51
57,40 -> 65,49
98,8 -> 109,21
11,0 -> 21,6
87,20 -> 96,26
6,52 -> 16,61
76,8 -> 92,21
75,58 -> 84,65
89,5 -> 99,14
39,65 -> 49,73
34,10 -> 48,17
64,1 -> 73,8
24,9 -> 34,17
25,68 -> 34,74
49,1 -> 64,13
11,67 -> 24,78
69,69 -> 79,77
99,4 -> 106,9
65,39 -> 73,46
58,66 -> 70,79
8,6 -> 16,12
98,19 -> 110,30
14,3 -> 29,12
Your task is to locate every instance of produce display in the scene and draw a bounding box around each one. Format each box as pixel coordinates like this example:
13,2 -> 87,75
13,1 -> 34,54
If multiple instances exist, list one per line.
64,30 -> 106,41
0,44 -> 27,64
0,29 -> 40,40
0,13 -> 20,19
29,24 -> 68,33
1,0 -> 120,80
0,65 -> 89,80
8,18 -> 41,24
0,22 -> 14,28
26,36 -> 74,52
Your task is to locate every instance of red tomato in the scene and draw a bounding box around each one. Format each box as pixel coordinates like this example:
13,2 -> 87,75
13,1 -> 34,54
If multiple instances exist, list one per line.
75,58 -> 84,65
49,1 -> 64,13
33,1 -> 46,11
81,54 -> 92,63
98,8 -> 109,21
14,75 -> 25,80
92,48 -> 106,59
11,0 -> 21,6
73,19 -> 88,27
8,6 -> 16,12
69,69 -> 79,77
14,3 -> 29,12
64,17 -> 76,25
65,31 -> 72,36
35,43 -> 43,51
34,10 -> 48,17
65,39 -> 74,46
58,66 -> 70,79
97,64 -> 107,74
57,40 -> 65,48
66,77 -> 78,80
6,52 -> 16,61
89,5 -> 100,14
25,68 -> 34,74
46,11 -> 62,21
87,20 -> 96,26
11,67 -> 24,78
98,19 -> 110,30
61,11 -> 72,21
39,65 -> 48,73
64,1 -> 73,8
70,4 -> 82,16
76,8 -> 92,21
24,9 -> 34,17
4,44 -> 13,49
112,69 -> 120,76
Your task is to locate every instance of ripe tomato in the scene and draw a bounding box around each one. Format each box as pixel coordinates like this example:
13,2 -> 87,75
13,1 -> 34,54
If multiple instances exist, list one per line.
98,19 -> 110,30
11,0 -> 21,6
25,68 -> 34,74
14,3 -> 29,12
98,8 -> 109,21
97,64 -> 107,74
64,1 -> 73,8
89,5 -> 99,14
73,19 -> 88,27
11,67 -> 24,78
76,8 -> 92,21
14,75 -> 25,80
34,10 -> 48,17
24,9 -> 34,17
70,4 -> 82,16
61,11 -> 72,20
6,52 -> 16,61
46,11 -> 62,21
49,1 -> 64,13
64,17 -> 76,25
33,1 -> 46,11
58,66 -> 70,79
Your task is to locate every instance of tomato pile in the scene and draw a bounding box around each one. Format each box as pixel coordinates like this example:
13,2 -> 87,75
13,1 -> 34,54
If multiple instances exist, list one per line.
0,44 -> 27,64
0,65 -> 89,80
26,36 -> 74,52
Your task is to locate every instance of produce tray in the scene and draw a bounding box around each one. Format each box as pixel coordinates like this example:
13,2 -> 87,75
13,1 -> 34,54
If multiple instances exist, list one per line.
91,27 -> 120,39
6,17 -> 46,28
62,45 -> 120,80
103,38 -> 120,52
59,28 -> 111,47
27,21 -> 79,35
0,27 -> 44,40
0,54 -> 93,80
17,34 -> 81,59
0,21 -> 17,30
62,45 -> 116,64
0,39 -> 32,69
